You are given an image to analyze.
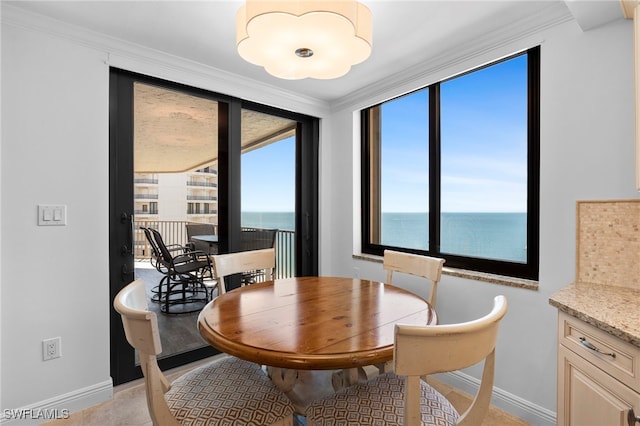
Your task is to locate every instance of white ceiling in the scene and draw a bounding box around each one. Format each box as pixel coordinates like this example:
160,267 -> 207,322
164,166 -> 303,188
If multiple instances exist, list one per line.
5,1 -> 628,104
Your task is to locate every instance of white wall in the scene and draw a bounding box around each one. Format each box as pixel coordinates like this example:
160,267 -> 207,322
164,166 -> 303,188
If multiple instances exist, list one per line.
320,17 -> 638,425
1,4 -> 638,425
1,18 -> 112,415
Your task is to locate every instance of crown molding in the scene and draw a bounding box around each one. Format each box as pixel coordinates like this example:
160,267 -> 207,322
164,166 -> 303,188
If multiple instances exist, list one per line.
330,2 -> 574,112
1,4 -> 331,118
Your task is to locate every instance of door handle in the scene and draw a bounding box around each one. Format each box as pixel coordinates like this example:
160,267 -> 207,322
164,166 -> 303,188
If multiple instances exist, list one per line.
120,212 -> 133,256
629,408 -> 640,425
121,263 -> 134,281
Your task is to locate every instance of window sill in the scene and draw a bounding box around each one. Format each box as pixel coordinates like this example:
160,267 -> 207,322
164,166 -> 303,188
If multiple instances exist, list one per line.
352,253 -> 539,291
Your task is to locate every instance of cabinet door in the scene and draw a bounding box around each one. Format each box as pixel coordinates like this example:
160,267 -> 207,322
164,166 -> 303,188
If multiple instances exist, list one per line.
559,346 -> 640,426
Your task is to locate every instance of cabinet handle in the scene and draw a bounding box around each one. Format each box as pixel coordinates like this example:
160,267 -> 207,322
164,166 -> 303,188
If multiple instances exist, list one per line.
579,337 -> 616,358
628,408 -> 640,425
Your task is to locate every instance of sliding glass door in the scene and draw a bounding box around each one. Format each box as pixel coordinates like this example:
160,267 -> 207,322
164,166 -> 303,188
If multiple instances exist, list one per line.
109,69 -> 318,385
241,108 -> 296,276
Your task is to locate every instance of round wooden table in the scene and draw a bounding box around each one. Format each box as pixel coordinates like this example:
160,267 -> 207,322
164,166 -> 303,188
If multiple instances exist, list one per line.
198,276 -> 437,412
198,276 -> 436,369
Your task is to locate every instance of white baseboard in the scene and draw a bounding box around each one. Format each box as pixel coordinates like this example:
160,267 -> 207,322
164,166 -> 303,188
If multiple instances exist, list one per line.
437,370 -> 556,426
1,380 -> 113,425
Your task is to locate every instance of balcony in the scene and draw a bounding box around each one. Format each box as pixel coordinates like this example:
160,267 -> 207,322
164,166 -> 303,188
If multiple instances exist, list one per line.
194,167 -> 217,175
134,193 -> 159,200
187,181 -> 217,188
134,178 -> 159,184
134,220 -> 295,279
135,209 -> 158,215
187,195 -> 217,201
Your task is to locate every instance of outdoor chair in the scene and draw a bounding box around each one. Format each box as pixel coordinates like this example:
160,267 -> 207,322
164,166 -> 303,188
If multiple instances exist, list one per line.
141,226 -> 187,273
149,228 -> 210,314
140,227 -> 189,304
383,249 -> 445,307
210,248 -> 275,295
240,229 -> 277,284
306,295 -> 508,426
113,279 -> 295,426
241,228 -> 277,251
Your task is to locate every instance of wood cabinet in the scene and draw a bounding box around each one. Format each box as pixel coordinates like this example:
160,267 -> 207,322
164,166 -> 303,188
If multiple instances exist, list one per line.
557,311 -> 640,426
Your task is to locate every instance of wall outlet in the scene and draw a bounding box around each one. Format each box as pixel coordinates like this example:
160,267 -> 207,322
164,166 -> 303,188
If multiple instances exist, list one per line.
43,337 -> 61,361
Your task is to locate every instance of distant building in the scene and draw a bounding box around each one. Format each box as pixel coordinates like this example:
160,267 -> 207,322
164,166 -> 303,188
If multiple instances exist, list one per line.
134,167 -> 218,257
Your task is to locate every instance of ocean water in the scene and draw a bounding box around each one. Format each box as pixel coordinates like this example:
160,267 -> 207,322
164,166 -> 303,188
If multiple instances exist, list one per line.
242,211 -> 528,263
242,211 -> 296,231
381,212 -> 527,263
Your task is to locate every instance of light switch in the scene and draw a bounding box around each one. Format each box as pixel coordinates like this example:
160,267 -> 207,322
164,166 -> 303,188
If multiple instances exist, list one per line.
38,205 -> 67,226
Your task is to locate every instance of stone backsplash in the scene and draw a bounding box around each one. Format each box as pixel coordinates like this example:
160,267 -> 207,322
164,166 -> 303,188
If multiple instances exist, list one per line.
576,199 -> 640,290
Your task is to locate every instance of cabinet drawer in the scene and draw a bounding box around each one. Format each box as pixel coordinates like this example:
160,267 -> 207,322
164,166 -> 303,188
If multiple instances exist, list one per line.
559,311 -> 640,393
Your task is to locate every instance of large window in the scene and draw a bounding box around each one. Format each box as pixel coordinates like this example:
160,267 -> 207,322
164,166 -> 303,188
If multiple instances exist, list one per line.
362,47 -> 539,280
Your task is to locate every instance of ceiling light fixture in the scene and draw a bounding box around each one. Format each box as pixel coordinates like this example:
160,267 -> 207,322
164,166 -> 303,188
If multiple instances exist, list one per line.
236,1 -> 372,80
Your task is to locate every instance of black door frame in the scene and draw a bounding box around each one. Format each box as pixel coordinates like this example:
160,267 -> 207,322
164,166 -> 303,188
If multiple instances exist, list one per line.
109,68 -> 319,385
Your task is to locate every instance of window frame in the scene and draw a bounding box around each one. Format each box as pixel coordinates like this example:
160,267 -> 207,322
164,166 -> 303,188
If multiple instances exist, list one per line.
361,46 -> 540,280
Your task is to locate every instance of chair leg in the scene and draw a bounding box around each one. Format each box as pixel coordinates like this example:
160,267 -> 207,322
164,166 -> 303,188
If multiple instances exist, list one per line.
151,276 -> 168,304
164,274 -> 173,314
160,272 -> 208,315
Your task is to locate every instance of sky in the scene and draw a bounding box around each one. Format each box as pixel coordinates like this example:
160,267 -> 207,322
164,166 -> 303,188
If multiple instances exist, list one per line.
241,53 -> 528,214
241,135 -> 295,212
381,53 -> 528,213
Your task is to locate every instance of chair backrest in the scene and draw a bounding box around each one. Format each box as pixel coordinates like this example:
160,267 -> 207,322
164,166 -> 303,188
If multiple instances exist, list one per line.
186,223 -> 217,254
114,279 -> 180,425
211,248 -> 275,295
114,279 -> 162,355
141,227 -> 161,259
149,228 -> 174,266
394,295 -> 508,426
383,249 -> 445,306
186,223 -> 215,239
241,228 -> 277,251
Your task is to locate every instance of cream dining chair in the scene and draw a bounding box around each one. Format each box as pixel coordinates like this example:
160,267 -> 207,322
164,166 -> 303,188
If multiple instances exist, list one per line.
113,279 -> 294,426
383,249 -> 445,307
211,247 -> 275,295
306,295 -> 508,426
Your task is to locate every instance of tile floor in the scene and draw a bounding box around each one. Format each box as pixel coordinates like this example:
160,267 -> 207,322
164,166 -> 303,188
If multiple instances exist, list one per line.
43,356 -> 531,426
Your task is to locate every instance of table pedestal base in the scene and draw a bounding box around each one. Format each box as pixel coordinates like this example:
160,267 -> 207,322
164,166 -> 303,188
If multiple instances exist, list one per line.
266,366 -> 380,416
267,368 -> 336,415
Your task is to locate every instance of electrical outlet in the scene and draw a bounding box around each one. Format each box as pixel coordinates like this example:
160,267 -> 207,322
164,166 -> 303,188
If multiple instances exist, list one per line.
43,337 -> 61,361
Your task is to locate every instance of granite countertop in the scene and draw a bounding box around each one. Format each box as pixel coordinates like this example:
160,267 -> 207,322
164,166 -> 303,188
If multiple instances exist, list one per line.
549,282 -> 640,348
